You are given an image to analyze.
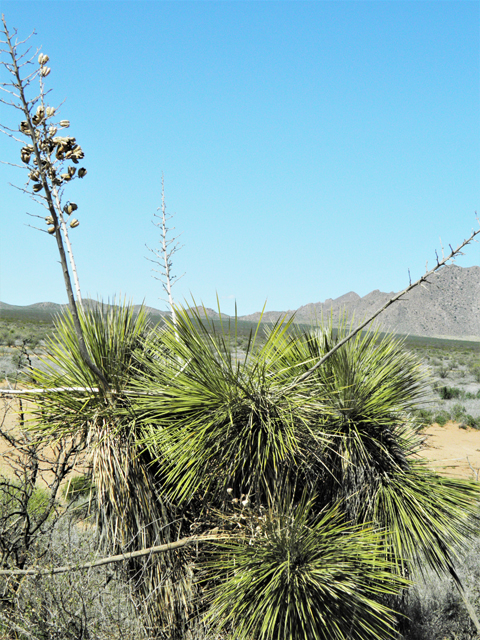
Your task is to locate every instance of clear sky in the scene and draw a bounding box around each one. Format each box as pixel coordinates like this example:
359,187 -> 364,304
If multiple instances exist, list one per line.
0,1 -> 479,316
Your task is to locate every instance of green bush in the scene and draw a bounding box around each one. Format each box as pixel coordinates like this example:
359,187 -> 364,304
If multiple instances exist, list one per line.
437,386 -> 463,400
463,414 -> 478,429
434,410 -> 451,426
451,403 -> 467,421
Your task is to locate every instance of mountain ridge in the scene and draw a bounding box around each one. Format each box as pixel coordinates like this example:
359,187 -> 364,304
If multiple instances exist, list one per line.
2,265 -> 480,340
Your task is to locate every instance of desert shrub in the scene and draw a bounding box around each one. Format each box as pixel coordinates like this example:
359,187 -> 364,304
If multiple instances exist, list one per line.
437,385 -> 463,400
470,364 -> 480,383
0,516 -> 144,639
452,403 -> 467,421
401,537 -> 480,640
434,410 -> 451,426
463,414 -> 478,429
436,366 -> 450,379
414,408 -> 434,425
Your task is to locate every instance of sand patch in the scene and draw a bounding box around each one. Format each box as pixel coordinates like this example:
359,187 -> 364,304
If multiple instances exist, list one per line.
419,421 -> 480,480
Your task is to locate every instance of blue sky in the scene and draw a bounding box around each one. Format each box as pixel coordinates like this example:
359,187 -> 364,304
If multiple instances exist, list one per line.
0,1 -> 479,315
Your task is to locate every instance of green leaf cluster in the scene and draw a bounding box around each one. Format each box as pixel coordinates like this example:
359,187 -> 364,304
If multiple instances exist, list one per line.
24,302 -> 480,639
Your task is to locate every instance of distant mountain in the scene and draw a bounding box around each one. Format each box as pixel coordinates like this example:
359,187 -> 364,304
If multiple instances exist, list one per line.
239,265 -> 480,340
2,265 -> 480,339
0,299 -> 168,323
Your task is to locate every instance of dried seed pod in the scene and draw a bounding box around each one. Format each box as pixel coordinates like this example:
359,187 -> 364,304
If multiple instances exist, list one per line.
32,114 -> 40,125
60,173 -> 71,181
38,53 -> 49,66
40,67 -> 51,78
56,148 -> 65,161
70,219 -> 80,228
59,120 -> 70,128
36,105 -> 45,117
64,202 -> 78,215
19,121 -> 30,134
78,168 -> 87,178
29,170 -> 40,181
72,146 -> 84,159
46,106 -> 55,117
49,125 -> 57,136
20,152 -> 31,164
47,226 -> 56,235
32,183 -> 43,192
68,166 -> 76,177
45,216 -> 54,224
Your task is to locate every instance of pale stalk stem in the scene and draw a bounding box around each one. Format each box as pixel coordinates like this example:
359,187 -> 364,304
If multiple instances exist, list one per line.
161,175 -> 177,332
1,15 -> 109,393
51,184 -> 82,304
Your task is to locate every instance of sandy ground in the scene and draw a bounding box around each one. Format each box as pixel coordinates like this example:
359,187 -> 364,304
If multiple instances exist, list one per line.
420,421 -> 480,480
0,393 -> 87,485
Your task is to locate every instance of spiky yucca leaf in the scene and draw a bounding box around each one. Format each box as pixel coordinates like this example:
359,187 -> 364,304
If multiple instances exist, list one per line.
134,305 -> 326,506
205,498 -> 408,640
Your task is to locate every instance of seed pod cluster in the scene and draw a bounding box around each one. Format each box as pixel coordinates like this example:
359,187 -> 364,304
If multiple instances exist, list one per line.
16,53 -> 88,205
32,105 -> 45,125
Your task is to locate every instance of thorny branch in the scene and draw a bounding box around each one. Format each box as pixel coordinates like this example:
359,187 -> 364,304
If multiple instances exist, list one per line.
281,223 -> 480,394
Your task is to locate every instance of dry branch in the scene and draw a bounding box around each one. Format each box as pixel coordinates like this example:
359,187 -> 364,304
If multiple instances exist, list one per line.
282,225 -> 480,394
0,533 -> 223,577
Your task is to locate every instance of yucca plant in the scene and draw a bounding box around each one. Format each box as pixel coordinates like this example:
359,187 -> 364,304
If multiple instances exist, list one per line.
267,319 -> 480,578
24,301 -> 196,637
134,305 -> 327,509
204,496 -> 409,640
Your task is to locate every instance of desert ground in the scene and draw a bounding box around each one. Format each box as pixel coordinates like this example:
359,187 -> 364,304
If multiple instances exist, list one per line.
421,421 -> 480,479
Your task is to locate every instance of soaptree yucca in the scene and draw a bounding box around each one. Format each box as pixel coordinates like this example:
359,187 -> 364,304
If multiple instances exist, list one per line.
133,305 -> 327,508
26,301 -> 197,637
268,320 -> 480,578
